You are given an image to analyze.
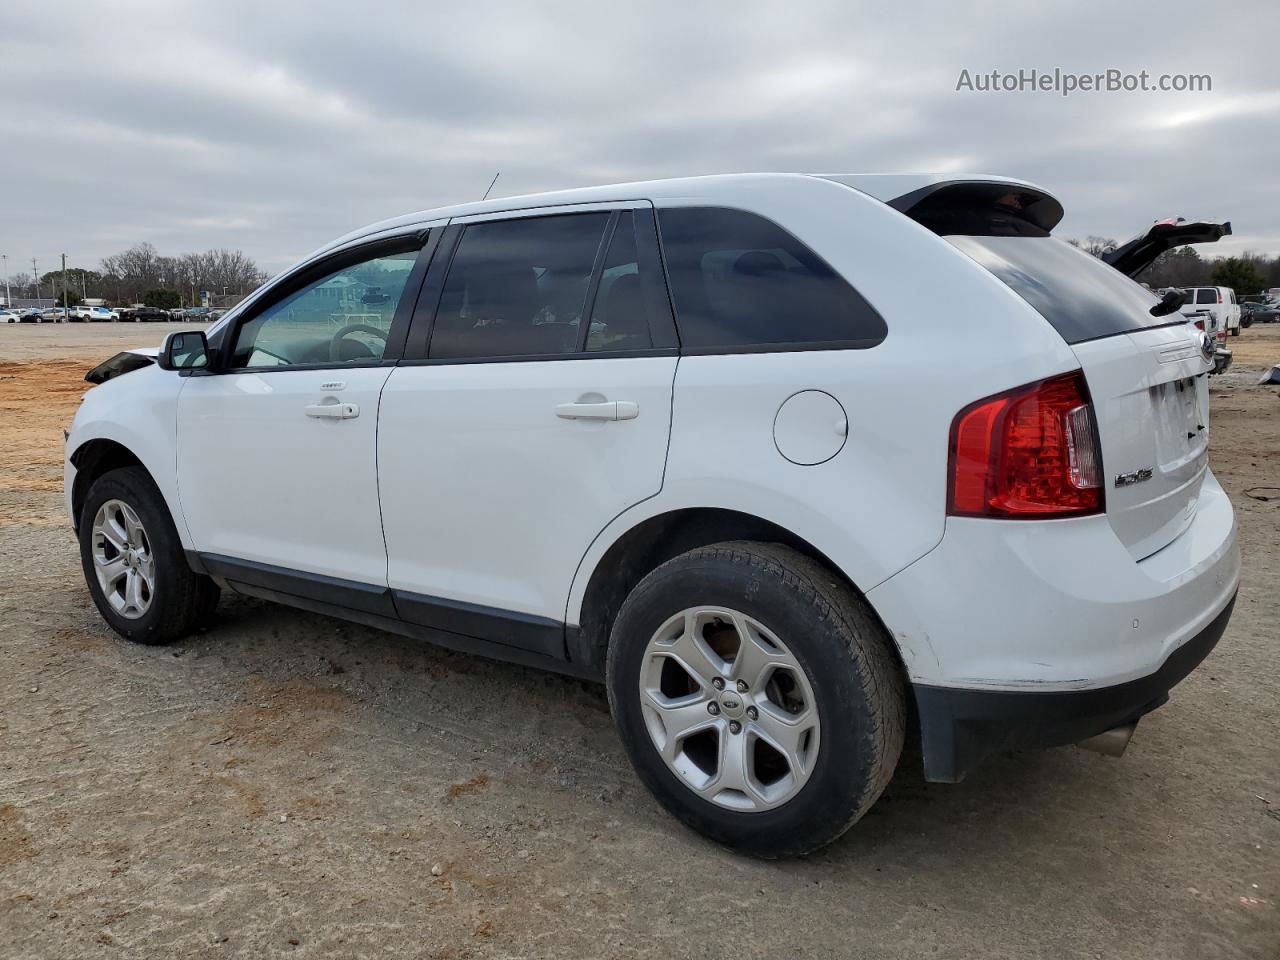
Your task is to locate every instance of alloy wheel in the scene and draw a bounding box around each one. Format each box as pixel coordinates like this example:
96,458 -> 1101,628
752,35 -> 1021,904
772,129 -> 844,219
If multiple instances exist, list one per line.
638,607 -> 821,811
90,499 -> 155,619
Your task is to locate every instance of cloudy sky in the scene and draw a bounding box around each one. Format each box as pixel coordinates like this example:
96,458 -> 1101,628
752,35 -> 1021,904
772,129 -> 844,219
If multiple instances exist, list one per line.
2,0 -> 1278,280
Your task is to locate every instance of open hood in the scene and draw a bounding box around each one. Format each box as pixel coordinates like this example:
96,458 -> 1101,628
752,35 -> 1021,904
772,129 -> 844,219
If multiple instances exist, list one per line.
84,348 -> 158,385
1102,218 -> 1232,278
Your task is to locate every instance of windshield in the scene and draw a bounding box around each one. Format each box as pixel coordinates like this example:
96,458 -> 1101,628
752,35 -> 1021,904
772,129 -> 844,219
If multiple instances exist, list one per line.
946,235 -> 1167,344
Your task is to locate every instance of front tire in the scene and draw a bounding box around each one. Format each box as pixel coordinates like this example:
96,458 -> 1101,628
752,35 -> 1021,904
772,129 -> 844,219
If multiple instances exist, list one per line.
78,466 -> 219,645
606,542 -> 905,858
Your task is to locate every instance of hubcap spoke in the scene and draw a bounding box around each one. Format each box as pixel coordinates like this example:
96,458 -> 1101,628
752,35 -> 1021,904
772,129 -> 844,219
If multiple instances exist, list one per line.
101,515 -> 128,553
728,614 -> 786,688
666,613 -> 728,687
120,505 -> 145,548
124,570 -> 144,615
710,728 -> 755,799
751,703 -> 815,776
96,554 -> 129,586
641,689 -> 718,759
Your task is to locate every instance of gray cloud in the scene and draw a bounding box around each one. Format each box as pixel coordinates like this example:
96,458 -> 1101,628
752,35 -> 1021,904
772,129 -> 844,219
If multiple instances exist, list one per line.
2,0 -> 1277,279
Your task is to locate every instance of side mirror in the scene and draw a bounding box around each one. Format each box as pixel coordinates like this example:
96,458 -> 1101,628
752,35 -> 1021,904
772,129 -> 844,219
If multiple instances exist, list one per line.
1150,288 -> 1187,317
157,330 -> 210,371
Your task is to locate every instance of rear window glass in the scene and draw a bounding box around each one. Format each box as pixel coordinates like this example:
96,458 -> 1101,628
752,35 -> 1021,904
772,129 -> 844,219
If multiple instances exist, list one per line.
657,207 -> 885,350
946,235 -> 1165,344
1195,288 -> 1216,304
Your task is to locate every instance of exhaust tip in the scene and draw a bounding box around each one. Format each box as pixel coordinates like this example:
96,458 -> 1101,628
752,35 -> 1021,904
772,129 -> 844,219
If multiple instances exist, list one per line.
1077,721 -> 1137,758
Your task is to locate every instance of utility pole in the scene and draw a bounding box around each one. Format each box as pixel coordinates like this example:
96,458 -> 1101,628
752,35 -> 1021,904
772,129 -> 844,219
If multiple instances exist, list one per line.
2,254 -> 9,308
32,258 -> 39,300
61,253 -> 68,314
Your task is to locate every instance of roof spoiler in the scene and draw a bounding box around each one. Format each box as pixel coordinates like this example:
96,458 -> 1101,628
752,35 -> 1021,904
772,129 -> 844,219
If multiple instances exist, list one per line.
889,181 -> 1065,236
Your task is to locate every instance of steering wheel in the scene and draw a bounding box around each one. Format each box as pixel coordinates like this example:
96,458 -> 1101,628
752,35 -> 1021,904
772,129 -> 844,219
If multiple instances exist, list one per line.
329,323 -> 389,362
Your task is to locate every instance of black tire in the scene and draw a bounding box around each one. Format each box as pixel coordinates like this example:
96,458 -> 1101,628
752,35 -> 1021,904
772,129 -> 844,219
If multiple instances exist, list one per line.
78,466 -> 219,645
606,541 -> 905,858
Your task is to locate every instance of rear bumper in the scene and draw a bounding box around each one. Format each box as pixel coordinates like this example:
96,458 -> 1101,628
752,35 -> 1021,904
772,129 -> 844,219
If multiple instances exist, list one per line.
867,467 -> 1239,782
913,593 -> 1235,781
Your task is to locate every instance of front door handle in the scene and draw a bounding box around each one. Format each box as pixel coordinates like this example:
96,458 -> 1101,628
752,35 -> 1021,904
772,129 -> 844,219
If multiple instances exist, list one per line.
555,400 -> 639,421
305,402 -> 359,420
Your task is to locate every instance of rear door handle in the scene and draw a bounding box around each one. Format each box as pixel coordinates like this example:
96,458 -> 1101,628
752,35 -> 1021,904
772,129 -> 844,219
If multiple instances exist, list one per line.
555,400 -> 639,421
305,402 -> 360,420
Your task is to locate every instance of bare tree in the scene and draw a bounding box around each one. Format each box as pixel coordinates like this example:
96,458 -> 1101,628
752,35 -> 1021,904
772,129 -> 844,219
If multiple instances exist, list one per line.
99,243 -> 267,305
1067,235 -> 1118,258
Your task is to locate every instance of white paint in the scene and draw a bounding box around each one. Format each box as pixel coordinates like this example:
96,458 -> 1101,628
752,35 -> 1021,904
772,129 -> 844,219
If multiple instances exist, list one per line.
65,171 -> 1240,697
772,390 -> 848,465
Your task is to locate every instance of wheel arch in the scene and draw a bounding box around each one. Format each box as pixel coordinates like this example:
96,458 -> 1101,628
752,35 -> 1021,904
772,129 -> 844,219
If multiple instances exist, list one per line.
567,507 -> 908,681
69,438 -> 151,535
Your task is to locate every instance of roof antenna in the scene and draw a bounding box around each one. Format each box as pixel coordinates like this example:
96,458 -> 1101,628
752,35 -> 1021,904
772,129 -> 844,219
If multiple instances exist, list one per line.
481,171 -> 500,201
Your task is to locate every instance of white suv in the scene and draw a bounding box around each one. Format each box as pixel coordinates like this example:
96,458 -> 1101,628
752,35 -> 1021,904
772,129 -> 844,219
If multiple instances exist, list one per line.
64,174 -> 1240,856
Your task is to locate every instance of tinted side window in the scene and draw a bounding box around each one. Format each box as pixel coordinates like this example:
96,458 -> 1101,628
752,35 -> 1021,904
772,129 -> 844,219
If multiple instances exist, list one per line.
587,212 -> 652,352
430,213 -> 609,360
656,207 -> 886,350
231,244 -> 420,368
1195,289 -> 1216,304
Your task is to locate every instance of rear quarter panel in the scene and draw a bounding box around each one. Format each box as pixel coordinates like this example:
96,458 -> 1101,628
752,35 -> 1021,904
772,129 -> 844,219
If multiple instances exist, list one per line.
565,178 -> 1082,676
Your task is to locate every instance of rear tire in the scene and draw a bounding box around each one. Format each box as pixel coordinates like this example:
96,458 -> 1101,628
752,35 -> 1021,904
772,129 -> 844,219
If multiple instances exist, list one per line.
606,541 -> 905,857
78,466 -> 219,645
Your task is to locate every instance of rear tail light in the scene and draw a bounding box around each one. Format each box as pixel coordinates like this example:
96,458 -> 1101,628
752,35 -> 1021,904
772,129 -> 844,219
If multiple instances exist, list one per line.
948,371 -> 1104,518
1193,319 -> 1205,331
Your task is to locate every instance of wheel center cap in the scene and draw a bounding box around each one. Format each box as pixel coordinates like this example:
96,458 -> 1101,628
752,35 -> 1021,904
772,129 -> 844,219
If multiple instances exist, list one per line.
717,690 -> 746,719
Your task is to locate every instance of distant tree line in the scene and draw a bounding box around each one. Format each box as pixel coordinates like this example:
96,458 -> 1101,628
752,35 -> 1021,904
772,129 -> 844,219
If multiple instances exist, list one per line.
4,242 -> 268,307
1069,235 -> 1279,294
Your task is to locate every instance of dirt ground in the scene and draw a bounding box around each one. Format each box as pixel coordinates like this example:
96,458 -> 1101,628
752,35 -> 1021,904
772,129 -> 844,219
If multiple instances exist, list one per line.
0,323 -> 1276,959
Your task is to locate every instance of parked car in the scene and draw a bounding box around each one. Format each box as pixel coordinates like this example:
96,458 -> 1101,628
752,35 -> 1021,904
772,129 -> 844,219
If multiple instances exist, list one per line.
1181,286 -> 1242,336
121,306 -> 172,322
70,305 -> 118,321
1102,218 -> 1234,374
16,307 -> 45,322
65,173 -> 1239,857
0,309 -> 20,323
183,306 -> 212,319
1241,301 -> 1279,324
41,307 -> 67,322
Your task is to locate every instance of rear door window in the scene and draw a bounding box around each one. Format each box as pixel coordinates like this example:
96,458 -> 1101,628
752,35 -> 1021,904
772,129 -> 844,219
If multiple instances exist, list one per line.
586,211 -> 654,353
429,213 -> 610,360
1195,289 -> 1216,304
946,235 -> 1168,344
657,207 -> 886,350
